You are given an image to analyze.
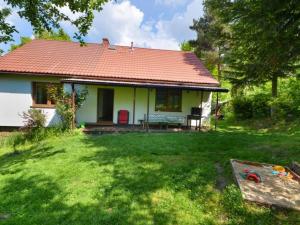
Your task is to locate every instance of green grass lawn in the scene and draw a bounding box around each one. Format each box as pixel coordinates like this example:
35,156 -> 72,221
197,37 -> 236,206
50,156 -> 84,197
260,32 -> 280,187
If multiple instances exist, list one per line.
0,123 -> 299,225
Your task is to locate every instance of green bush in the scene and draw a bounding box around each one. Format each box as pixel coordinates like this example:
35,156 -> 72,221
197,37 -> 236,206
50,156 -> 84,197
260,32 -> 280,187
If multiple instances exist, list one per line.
21,109 -> 46,129
47,84 -> 88,130
21,109 -> 47,141
231,78 -> 300,120
251,93 -> 271,118
232,97 -> 253,119
232,93 -> 272,120
271,79 -> 300,119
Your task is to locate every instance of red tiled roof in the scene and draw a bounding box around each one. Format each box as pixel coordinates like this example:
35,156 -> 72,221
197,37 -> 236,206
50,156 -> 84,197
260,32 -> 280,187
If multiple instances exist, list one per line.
0,39 -> 219,86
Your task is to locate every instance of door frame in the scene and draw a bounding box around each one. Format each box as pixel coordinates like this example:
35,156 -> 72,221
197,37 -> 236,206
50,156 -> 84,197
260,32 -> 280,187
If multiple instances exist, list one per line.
97,88 -> 114,123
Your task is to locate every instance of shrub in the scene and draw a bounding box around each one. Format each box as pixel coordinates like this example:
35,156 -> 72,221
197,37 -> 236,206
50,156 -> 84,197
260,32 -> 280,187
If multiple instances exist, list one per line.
230,78 -> 300,120
21,109 -> 46,130
47,84 -> 88,130
21,109 -> 47,141
232,97 -> 253,119
270,79 -> 300,120
252,93 -> 271,118
55,94 -> 74,130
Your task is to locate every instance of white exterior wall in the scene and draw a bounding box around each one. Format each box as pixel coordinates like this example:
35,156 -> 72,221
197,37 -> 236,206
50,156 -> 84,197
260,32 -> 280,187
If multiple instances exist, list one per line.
0,75 -> 213,127
74,84 -> 212,126
0,74 -> 60,127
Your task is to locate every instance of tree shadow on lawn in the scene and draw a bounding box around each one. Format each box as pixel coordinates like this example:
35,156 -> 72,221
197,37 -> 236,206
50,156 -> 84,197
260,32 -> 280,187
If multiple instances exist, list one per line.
0,130 -> 298,225
0,144 -> 65,176
0,174 -> 129,225
78,131 -> 300,224
80,142 -> 216,224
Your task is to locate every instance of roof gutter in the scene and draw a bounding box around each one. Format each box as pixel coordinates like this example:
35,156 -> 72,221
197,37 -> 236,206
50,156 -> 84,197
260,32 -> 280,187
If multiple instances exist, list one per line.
61,78 -> 229,93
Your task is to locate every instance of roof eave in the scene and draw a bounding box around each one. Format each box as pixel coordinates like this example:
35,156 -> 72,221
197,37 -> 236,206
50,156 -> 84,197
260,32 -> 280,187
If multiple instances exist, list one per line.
61,78 -> 229,93
0,71 -> 223,90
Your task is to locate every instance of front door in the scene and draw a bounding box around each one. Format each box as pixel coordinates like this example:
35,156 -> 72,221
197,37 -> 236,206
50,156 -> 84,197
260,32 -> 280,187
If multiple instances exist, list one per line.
97,89 -> 114,124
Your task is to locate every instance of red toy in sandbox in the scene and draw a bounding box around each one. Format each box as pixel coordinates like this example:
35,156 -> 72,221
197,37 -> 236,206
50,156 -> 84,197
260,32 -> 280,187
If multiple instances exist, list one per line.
240,168 -> 262,183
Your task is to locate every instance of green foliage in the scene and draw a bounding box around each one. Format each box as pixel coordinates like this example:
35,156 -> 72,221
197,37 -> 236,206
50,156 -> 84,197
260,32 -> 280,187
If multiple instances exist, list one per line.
47,84 -> 88,130
231,91 -> 272,120
231,78 -> 300,120
35,28 -> 71,41
180,41 -> 192,51
0,0 -> 109,44
206,0 -> 300,97
251,94 -> 271,118
9,37 -> 32,52
21,109 -> 46,131
10,29 -> 71,51
55,95 -> 73,131
232,97 -> 253,119
20,109 -> 48,145
201,51 -> 219,72
0,8 -> 17,47
189,3 -> 229,81
270,79 -> 300,119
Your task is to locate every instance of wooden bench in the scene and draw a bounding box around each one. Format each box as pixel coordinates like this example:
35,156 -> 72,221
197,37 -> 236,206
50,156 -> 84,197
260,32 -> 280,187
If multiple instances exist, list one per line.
143,114 -> 185,129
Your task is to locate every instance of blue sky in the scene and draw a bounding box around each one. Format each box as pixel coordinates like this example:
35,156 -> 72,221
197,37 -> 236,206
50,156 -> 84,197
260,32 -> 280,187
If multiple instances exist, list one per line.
0,0 -> 203,52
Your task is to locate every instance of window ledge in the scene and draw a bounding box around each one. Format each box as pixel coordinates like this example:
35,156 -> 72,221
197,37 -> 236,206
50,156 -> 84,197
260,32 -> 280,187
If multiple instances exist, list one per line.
31,105 -> 55,109
155,111 -> 182,113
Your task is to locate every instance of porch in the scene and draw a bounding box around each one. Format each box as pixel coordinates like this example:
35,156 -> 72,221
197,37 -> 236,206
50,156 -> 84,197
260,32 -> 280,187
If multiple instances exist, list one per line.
62,78 -> 228,131
83,124 -> 205,135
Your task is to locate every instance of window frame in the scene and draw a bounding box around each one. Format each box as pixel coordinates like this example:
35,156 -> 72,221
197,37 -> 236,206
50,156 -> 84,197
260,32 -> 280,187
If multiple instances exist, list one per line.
155,88 -> 182,112
32,82 -> 60,108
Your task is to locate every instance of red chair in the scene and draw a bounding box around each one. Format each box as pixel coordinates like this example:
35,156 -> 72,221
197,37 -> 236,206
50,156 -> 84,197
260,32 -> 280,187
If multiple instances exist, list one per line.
118,110 -> 129,125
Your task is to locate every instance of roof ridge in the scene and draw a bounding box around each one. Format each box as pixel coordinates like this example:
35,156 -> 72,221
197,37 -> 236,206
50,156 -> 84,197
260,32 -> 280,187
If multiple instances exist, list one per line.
31,39 -> 194,53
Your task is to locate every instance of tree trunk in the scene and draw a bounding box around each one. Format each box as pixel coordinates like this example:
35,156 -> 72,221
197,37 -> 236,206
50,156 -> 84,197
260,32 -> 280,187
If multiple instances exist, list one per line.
271,74 -> 278,117
272,74 -> 278,98
217,47 -> 221,83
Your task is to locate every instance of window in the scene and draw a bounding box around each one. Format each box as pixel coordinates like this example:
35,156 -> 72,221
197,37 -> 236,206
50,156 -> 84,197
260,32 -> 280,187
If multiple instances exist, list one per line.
155,88 -> 182,112
32,82 -> 60,107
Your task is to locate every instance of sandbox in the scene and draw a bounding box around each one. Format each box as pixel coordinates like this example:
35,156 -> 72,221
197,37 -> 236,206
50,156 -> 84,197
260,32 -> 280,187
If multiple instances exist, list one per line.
231,159 -> 300,211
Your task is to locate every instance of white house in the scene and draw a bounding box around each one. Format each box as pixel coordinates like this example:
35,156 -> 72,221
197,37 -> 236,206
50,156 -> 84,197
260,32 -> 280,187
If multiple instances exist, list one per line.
0,38 -> 227,130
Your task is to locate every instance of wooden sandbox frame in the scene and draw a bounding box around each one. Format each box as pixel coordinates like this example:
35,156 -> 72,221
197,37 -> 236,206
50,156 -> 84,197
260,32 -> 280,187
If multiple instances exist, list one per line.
231,159 -> 300,211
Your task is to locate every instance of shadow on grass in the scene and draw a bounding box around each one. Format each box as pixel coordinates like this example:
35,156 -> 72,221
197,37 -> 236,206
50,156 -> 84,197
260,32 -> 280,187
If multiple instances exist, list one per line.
0,129 -> 299,224
0,144 -> 65,175
77,131 -> 300,224
0,174 -> 130,225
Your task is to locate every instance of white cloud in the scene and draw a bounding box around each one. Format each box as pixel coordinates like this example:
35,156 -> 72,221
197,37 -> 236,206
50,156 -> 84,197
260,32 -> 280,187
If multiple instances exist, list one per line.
93,0 -> 180,49
155,0 -> 203,42
59,5 -> 83,21
62,0 -> 203,50
0,0 -> 203,52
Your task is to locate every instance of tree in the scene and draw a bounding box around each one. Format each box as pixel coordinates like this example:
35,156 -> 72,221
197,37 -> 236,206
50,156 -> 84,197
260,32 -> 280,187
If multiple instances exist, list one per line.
9,36 -> 32,52
189,3 -> 229,82
206,0 -> 300,101
180,41 -> 193,51
10,29 -> 71,51
0,0 -> 109,46
35,29 -> 71,41
0,8 -> 17,54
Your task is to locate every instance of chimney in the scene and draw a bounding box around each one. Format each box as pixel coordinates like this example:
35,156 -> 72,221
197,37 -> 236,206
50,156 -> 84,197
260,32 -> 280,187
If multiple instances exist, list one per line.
130,41 -> 134,50
102,38 -> 110,48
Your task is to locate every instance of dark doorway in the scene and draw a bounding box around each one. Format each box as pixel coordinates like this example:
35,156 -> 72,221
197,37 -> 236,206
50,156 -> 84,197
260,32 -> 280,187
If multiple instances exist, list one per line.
97,89 -> 114,123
